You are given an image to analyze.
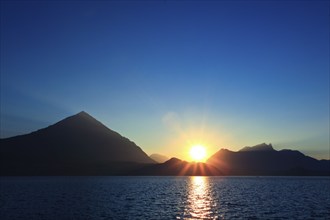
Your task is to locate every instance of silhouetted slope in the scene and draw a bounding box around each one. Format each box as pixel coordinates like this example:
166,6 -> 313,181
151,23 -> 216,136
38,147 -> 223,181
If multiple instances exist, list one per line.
129,157 -> 223,176
207,143 -> 330,175
0,111 -> 155,175
149,153 -> 169,163
239,143 -> 275,152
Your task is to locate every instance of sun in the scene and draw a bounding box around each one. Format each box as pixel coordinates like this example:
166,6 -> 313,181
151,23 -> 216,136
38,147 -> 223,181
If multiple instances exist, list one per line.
189,145 -> 207,162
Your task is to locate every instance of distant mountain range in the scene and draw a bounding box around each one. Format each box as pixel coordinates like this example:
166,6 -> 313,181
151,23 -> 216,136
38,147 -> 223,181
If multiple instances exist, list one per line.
128,157 -> 222,176
149,153 -> 169,163
207,143 -> 330,176
1,112 -> 329,176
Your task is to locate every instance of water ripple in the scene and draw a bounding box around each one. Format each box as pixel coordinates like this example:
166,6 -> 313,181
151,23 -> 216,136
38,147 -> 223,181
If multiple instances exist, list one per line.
1,176 -> 329,219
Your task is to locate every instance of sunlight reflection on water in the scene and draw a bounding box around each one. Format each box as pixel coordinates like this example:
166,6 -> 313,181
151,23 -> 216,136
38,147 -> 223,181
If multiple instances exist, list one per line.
1,177 -> 329,219
184,176 -> 220,219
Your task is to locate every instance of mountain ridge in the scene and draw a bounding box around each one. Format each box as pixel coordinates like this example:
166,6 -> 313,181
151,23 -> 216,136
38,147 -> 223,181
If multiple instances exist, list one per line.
239,143 -> 275,152
149,153 -> 169,163
1,112 -> 329,176
0,111 -> 155,175
128,157 -> 223,176
207,144 -> 329,176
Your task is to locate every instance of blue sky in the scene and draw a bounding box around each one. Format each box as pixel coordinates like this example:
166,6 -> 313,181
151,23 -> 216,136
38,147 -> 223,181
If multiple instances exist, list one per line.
1,0 -> 329,160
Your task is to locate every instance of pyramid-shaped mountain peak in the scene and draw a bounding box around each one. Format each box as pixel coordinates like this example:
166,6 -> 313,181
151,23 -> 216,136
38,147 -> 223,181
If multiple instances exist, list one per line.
76,110 -> 91,117
48,111 -> 106,132
75,111 -> 99,120
0,112 -> 155,175
63,111 -> 97,122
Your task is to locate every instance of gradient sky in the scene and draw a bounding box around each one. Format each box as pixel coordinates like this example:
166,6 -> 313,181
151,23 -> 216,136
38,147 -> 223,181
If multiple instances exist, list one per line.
1,0 -> 329,160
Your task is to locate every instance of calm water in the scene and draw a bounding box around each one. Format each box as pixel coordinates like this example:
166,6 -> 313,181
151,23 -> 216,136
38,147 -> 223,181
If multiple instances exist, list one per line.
1,176 -> 329,219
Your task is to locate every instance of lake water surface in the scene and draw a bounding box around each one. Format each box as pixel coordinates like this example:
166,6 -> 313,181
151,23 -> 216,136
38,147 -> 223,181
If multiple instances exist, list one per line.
1,176 -> 329,219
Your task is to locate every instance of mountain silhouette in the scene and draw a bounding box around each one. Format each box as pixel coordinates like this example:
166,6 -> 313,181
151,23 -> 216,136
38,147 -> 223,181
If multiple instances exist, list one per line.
207,143 -> 330,176
149,153 -> 169,163
129,157 -> 223,176
239,143 -> 275,152
1,114 -> 329,176
0,111 -> 155,175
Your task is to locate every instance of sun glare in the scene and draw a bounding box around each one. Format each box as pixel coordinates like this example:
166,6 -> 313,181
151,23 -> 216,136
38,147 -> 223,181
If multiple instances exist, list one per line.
190,145 -> 207,162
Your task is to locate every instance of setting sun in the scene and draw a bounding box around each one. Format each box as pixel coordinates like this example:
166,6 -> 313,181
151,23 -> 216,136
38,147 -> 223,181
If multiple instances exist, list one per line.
189,145 -> 207,162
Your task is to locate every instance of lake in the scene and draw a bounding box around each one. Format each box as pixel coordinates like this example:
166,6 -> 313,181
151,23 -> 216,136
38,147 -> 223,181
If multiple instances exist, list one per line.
1,176 -> 329,219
